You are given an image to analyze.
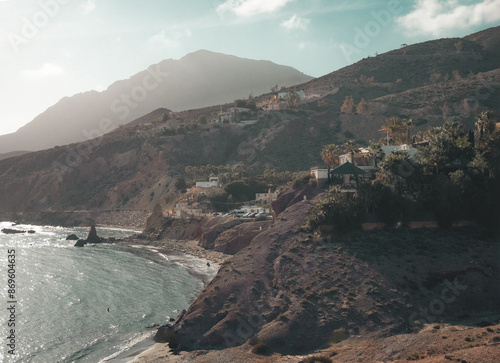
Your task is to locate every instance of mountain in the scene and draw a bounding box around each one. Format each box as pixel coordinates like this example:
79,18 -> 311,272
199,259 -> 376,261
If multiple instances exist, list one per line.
0,27 -> 498,219
0,50 -> 312,154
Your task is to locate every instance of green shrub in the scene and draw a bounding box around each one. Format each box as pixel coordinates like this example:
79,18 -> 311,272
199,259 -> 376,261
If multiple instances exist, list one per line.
251,343 -> 269,355
305,187 -> 365,233
292,173 -> 311,189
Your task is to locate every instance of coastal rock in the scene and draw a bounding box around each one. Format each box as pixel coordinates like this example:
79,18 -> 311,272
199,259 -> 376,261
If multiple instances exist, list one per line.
66,234 -> 79,240
198,218 -> 243,249
213,220 -> 270,254
163,184 -> 500,355
86,225 -> 102,243
271,183 -> 317,220
144,204 -> 167,234
1,228 -> 26,234
74,239 -> 86,247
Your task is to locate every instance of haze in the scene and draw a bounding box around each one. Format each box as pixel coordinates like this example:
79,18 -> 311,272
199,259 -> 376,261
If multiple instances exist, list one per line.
1,0 -> 499,136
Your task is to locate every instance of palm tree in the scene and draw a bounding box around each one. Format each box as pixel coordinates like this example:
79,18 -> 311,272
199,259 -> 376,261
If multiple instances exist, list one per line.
404,118 -> 414,144
379,117 -> 404,145
369,142 -> 384,167
343,140 -> 359,164
321,144 -> 340,168
321,144 -> 340,183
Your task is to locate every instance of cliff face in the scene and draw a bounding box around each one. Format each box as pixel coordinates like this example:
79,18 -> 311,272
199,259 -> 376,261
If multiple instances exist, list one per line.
156,186 -> 500,355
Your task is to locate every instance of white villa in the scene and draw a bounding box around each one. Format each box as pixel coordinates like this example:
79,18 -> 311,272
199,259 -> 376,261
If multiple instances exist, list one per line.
195,177 -> 220,188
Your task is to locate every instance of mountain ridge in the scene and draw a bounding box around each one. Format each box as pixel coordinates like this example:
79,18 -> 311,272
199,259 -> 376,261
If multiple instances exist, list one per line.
0,50 -> 312,154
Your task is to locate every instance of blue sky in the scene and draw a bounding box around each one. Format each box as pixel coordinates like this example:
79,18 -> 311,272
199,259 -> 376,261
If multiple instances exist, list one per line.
0,0 -> 499,136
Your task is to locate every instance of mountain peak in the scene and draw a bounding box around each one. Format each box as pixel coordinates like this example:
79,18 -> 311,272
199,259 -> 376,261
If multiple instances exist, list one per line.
0,51 -> 313,153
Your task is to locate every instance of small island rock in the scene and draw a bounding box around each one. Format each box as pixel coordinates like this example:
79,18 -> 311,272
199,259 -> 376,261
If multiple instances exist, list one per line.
74,239 -> 86,247
86,226 -> 102,243
1,228 -> 26,234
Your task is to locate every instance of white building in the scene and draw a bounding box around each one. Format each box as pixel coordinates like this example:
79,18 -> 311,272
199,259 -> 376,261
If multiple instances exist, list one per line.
195,177 -> 220,188
255,190 -> 279,205
310,167 -> 329,181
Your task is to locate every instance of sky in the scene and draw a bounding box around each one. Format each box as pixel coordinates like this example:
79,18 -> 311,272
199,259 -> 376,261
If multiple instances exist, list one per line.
0,0 -> 499,137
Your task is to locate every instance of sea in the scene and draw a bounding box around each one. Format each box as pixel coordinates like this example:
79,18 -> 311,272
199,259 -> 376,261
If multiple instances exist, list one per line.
0,221 -> 216,363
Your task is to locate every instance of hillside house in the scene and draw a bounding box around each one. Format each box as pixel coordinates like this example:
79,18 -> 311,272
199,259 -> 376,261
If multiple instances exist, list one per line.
257,90 -> 306,110
336,144 -> 418,185
255,190 -> 279,205
216,107 -> 251,123
339,144 -> 418,172
277,90 -> 305,100
310,167 -> 329,187
195,177 -> 220,188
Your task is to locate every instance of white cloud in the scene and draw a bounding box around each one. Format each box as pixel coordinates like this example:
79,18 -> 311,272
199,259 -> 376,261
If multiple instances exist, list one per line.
217,0 -> 293,17
148,31 -> 177,47
281,14 -> 310,30
396,0 -> 500,37
148,28 -> 191,48
83,0 -> 96,14
21,63 -> 65,78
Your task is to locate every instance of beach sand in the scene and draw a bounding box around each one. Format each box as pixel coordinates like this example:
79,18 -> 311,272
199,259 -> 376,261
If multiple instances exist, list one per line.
107,238 -> 229,363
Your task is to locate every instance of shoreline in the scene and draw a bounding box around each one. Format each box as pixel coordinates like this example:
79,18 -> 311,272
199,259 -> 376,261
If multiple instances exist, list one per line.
106,238 -> 229,363
119,237 -> 229,266
1,218 -> 229,362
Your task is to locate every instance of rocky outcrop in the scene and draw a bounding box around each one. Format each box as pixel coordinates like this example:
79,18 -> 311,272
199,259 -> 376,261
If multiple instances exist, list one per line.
271,183 -> 321,219
198,218 -> 243,249
143,204 -> 168,237
74,226 -> 103,247
86,225 -> 102,243
159,186 -> 500,355
1,228 -> 26,234
74,240 -> 86,247
213,220 -> 270,254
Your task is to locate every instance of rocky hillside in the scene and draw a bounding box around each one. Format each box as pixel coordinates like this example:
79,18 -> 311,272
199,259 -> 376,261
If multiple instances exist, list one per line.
0,50 -> 312,154
286,26 -> 500,102
0,27 -> 498,220
154,185 -> 499,355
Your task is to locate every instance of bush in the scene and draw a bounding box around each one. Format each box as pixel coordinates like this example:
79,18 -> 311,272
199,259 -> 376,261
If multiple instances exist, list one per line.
292,173 -> 311,189
305,188 -> 365,233
251,343 -> 269,355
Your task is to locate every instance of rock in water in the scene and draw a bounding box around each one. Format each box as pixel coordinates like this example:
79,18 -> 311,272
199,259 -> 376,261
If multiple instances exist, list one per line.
86,226 -> 102,243
66,234 -> 79,240
1,228 -> 26,234
74,239 -> 86,247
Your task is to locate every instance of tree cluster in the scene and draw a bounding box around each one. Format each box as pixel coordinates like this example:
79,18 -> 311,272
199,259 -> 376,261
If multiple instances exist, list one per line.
311,113 -> 499,232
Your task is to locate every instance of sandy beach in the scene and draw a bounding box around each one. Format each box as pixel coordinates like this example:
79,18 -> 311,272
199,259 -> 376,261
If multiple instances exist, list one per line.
105,237 -> 230,363
120,238 -> 229,265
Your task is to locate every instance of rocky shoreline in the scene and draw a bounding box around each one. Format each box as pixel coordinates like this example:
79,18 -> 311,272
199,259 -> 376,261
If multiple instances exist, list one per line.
128,187 -> 500,363
5,191 -> 499,363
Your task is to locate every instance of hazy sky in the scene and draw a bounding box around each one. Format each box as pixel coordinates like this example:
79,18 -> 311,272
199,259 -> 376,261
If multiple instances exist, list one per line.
1,0 -> 499,136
